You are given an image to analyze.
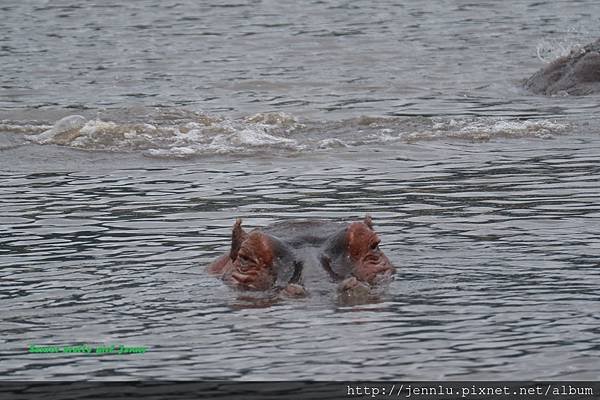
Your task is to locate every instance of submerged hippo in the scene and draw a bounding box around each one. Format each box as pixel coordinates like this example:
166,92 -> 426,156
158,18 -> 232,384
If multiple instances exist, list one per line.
208,215 -> 395,300
524,39 -> 600,95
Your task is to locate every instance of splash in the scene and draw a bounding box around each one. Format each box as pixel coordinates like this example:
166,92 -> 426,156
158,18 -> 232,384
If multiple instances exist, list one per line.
405,118 -> 568,142
536,39 -> 583,63
25,112 -> 305,157
535,25 -> 599,63
20,112 -> 569,158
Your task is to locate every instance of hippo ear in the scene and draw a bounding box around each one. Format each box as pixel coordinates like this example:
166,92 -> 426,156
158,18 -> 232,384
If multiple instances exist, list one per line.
229,218 -> 248,261
363,214 -> 374,230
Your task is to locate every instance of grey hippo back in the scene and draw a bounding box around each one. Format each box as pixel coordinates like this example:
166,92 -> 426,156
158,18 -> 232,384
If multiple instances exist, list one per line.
523,39 -> 600,96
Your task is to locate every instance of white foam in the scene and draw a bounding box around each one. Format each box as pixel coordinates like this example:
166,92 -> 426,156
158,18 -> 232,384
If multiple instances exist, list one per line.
230,128 -> 297,147
145,146 -> 196,158
244,111 -> 300,127
406,118 -> 568,142
20,113 -> 572,157
0,121 -> 52,134
317,138 -> 348,149
27,115 -> 86,144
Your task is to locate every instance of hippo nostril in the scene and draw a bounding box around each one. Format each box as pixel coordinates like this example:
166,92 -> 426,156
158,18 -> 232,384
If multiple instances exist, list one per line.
238,264 -> 250,272
232,271 -> 255,284
363,254 -> 381,264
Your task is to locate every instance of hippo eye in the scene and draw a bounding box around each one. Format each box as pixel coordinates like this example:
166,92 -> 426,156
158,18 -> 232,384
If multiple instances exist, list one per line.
238,254 -> 251,268
370,241 -> 380,251
237,254 -> 250,273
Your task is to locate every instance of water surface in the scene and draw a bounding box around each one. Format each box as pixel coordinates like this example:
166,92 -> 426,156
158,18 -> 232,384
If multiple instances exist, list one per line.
1,0 -> 600,380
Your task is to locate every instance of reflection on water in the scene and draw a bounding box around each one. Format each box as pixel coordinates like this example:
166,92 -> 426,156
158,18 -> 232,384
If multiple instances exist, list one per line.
2,136 -> 600,379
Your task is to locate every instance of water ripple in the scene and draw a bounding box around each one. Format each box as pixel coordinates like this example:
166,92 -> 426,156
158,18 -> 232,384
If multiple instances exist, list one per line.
2,135 -> 600,379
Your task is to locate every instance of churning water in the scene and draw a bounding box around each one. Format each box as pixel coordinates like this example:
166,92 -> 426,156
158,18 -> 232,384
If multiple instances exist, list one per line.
1,0 -> 600,380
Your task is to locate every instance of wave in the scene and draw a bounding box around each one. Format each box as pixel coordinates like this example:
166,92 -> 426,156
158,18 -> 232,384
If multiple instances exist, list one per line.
3,111 -> 570,158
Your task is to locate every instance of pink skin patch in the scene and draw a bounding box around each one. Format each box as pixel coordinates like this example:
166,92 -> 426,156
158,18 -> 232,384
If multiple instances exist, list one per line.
207,254 -> 233,276
229,231 -> 277,291
346,221 -> 395,284
207,220 -> 278,291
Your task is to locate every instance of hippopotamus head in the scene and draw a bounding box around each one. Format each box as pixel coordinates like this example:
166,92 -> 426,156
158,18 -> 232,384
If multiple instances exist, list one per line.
321,215 -> 395,285
208,218 -> 302,292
